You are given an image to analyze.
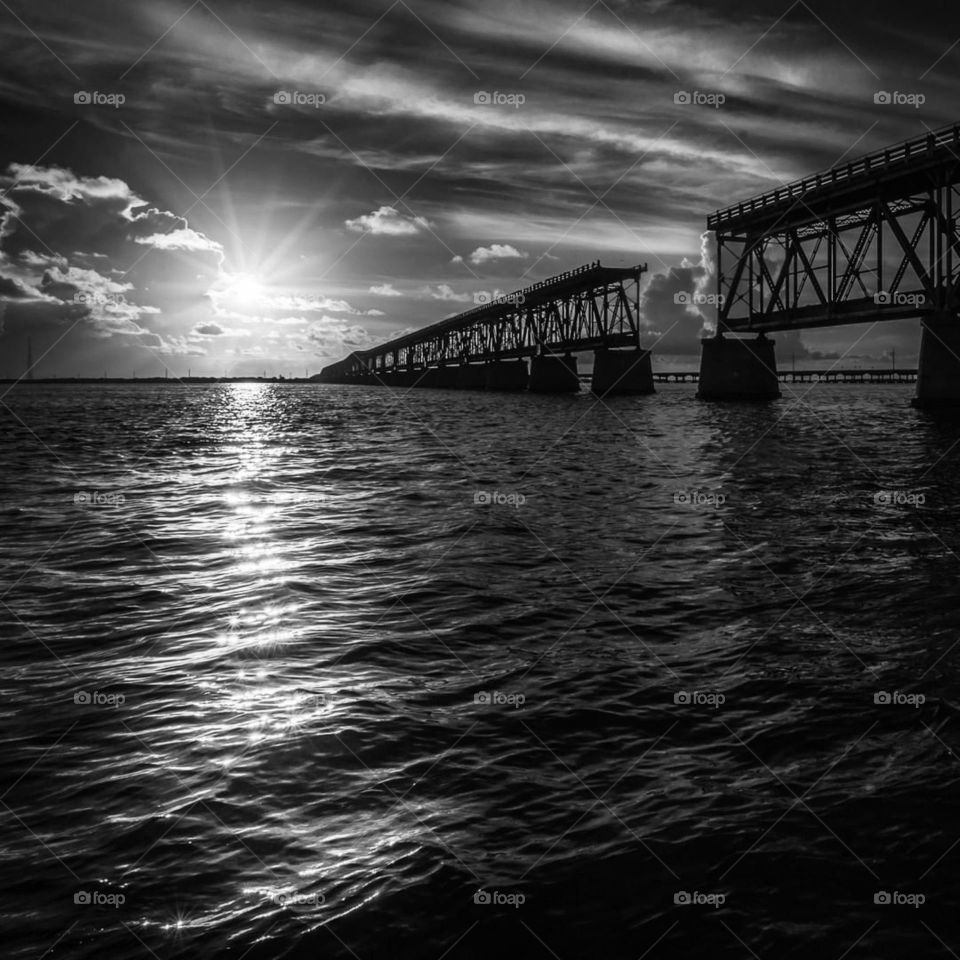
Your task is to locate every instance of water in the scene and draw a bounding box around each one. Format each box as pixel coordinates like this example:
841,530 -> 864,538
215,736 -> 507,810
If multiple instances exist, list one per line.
2,381 -> 960,959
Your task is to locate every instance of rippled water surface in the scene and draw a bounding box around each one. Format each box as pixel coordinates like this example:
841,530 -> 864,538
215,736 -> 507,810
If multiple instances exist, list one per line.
3,381 -> 960,959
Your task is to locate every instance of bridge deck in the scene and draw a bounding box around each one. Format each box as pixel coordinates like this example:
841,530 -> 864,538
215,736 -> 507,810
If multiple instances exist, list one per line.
709,121 -> 960,234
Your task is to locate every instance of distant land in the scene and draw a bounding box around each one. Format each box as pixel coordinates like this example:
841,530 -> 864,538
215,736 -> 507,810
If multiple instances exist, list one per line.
0,376 -> 326,384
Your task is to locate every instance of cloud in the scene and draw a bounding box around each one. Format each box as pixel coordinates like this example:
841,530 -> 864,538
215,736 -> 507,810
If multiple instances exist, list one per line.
6,163 -> 142,211
467,244 -> 528,265
345,205 -> 431,236
0,273 -> 43,299
639,234 -> 714,356
260,294 -> 359,313
194,322 -> 225,336
304,315 -> 374,358
426,283 -> 470,302
135,227 -> 224,253
0,164 -> 229,360
370,283 -> 403,296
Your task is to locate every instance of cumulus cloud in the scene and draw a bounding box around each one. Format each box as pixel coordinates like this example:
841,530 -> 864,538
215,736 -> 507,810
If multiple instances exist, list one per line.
639,233 -> 714,356
467,243 -> 528,265
135,227 -> 224,253
345,205 -> 431,236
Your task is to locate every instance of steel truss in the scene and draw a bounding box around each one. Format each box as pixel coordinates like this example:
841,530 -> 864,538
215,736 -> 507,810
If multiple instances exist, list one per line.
711,122 -> 960,332
319,262 -> 646,382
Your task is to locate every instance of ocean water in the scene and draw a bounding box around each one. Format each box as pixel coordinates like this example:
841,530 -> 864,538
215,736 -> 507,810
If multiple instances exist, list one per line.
2,380 -> 960,959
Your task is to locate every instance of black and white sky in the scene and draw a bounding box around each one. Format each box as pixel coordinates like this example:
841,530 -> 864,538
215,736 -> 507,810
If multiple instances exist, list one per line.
0,0 -> 957,376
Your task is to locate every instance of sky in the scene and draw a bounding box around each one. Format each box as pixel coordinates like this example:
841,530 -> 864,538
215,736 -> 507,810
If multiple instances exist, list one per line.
0,0 -> 957,377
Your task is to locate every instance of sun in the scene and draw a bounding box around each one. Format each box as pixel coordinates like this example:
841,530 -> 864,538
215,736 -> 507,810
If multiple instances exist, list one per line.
223,272 -> 266,301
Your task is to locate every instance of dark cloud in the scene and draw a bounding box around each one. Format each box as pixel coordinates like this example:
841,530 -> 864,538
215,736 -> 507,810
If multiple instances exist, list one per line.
194,322 -> 225,336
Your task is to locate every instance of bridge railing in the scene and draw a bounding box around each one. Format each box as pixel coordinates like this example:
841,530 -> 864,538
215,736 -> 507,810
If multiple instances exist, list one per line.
708,121 -> 960,229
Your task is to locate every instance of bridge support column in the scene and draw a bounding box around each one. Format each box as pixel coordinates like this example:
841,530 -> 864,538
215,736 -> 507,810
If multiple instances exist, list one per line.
529,353 -> 580,393
456,363 -> 487,390
697,335 -> 780,401
412,367 -> 440,388
913,315 -> 960,408
484,359 -> 529,391
591,348 -> 654,396
435,364 -> 458,389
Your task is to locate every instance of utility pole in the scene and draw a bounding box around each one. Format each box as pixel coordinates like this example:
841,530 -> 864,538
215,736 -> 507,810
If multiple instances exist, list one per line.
26,337 -> 34,380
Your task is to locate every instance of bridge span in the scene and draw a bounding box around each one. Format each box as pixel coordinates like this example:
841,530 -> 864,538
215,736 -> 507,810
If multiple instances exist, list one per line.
322,121 -> 960,407
318,261 -> 653,395
703,120 -> 960,406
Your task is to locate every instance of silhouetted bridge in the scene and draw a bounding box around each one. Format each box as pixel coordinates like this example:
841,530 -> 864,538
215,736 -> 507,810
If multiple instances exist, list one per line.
322,121 -> 960,407
318,261 -> 650,394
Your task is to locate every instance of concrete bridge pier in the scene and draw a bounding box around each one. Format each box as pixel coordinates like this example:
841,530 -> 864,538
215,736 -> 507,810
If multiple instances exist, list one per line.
591,348 -> 654,396
529,353 -> 580,393
412,366 -> 439,388
456,363 -> 487,390
697,334 -> 780,400
484,359 -> 529,391
913,314 -> 960,408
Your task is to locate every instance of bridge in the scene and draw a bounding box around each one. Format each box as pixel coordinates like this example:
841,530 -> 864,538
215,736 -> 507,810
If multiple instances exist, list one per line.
318,261 -> 652,394
322,121 -> 960,407
703,121 -> 960,406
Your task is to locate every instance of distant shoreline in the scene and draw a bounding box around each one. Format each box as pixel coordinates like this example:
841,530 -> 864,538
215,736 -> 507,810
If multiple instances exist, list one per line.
0,377 -> 323,384
0,370 -> 920,386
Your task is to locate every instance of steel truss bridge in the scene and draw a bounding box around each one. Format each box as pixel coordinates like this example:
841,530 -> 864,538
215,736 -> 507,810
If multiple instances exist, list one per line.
711,121 -> 960,332
318,261 -> 646,382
